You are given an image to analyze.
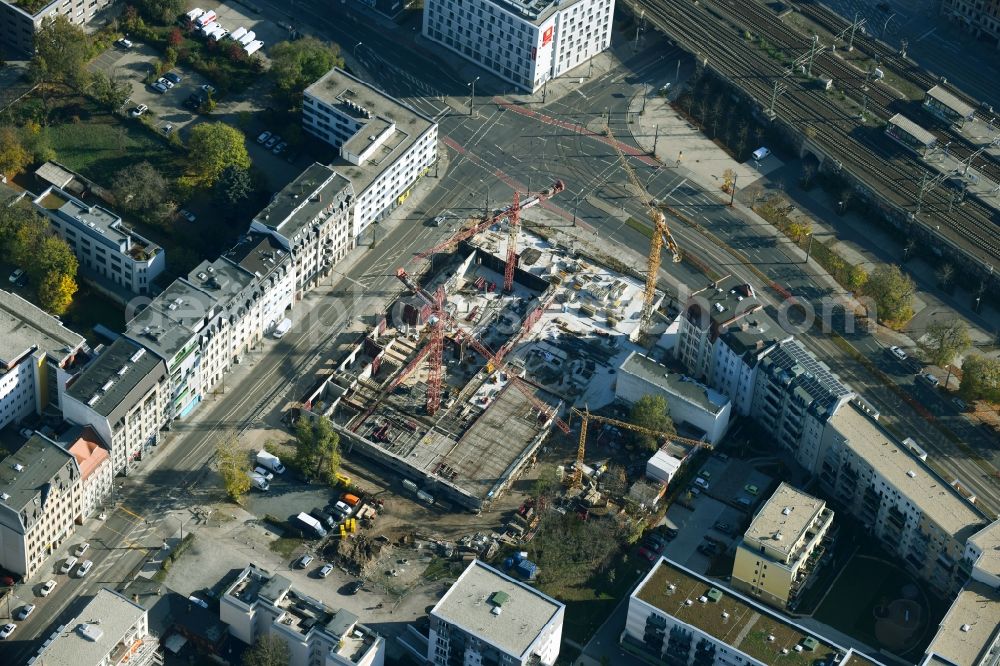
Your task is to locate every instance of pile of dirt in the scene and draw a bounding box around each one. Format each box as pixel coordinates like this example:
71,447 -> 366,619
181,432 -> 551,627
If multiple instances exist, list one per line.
325,534 -> 390,576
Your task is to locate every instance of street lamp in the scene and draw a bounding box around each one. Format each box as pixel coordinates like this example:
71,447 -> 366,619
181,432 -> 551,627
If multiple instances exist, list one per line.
354,42 -> 362,58
804,232 -> 814,263
468,76 -> 480,116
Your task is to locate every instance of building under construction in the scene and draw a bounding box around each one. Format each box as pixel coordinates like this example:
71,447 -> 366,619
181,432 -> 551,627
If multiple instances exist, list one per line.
303,196 -> 660,511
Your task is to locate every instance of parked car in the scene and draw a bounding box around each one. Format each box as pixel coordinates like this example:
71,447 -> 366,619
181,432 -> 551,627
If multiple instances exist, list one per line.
16,604 -> 34,620
40,580 -> 57,596
116,38 -> 133,48
76,560 -> 93,577
919,372 -> 941,388
344,580 -> 363,595
889,345 -> 908,361
694,477 -> 710,490
952,397 -> 969,412
311,508 -> 336,529
253,466 -> 274,481
638,545 -> 659,562
663,527 -> 679,540
256,131 -> 271,144
265,134 -> 280,149
201,84 -> 216,95
179,209 -> 196,222
156,77 -> 174,89
318,564 -> 334,578
334,500 -> 352,516
273,141 -> 287,155
0,623 -> 14,639
131,104 -> 148,117
8,268 -> 25,285
19,428 -> 33,438
295,554 -> 314,569
152,81 -> 168,94
712,521 -> 733,535
161,124 -> 174,135
59,556 -> 78,574
74,542 -> 90,557
163,72 -> 182,85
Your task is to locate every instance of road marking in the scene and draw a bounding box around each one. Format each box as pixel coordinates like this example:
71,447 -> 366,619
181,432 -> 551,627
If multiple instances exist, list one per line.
118,505 -> 143,521
665,179 -> 688,198
916,27 -> 936,42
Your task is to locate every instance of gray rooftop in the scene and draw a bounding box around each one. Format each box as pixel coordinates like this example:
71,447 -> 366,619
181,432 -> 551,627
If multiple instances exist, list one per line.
253,163 -> 352,242
758,339 -> 853,419
887,113 -> 937,147
743,483 -> 827,561
34,186 -> 160,258
125,278 -> 217,361
0,289 -> 85,367
65,338 -> 165,422
720,310 -> 787,359
187,257 -> 256,302
925,85 -> 975,118
432,560 -> 563,659
0,434 -> 76,532
685,279 -> 762,330
923,580 -> 1000,666
620,352 -> 730,415
489,0 -> 586,24
224,232 -> 291,279
33,588 -> 148,666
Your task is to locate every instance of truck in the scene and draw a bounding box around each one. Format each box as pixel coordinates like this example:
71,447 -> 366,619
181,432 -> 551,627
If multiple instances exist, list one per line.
250,474 -> 269,492
244,40 -> 264,56
272,317 -> 292,339
295,512 -> 327,538
256,449 -> 286,474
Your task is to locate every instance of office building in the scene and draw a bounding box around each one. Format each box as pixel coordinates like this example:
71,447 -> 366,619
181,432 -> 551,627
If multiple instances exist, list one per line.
33,185 -> 165,297
302,69 -> 437,239
250,163 -> 354,300
0,0 -> 116,57
422,0 -> 614,92
31,588 -> 163,666
625,557 -> 882,666
64,426 -> 112,520
221,564 -> 385,666
751,339 -> 854,473
731,483 -> 834,610
428,559 -> 564,666
0,434 -> 80,578
940,0 -> 1000,48
616,352 -> 732,445
0,290 -> 86,429
818,403 -> 989,596
63,338 -> 169,475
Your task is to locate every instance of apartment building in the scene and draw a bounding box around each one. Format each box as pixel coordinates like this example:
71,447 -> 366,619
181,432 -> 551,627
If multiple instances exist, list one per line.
751,339 -> 854,473
428,559 -> 564,666
674,280 -> 763,380
0,289 -> 87,428
941,0 -> 1000,48
223,232 -> 295,337
301,69 -> 437,240
422,0 -> 614,92
616,352 -> 732,445
624,557 -> 883,666
708,313 -> 788,416
63,337 -> 168,475
0,0 -> 116,57
33,185 -> 165,297
31,588 -> 163,666
0,434 -> 79,578
818,403 -> 989,596
731,483 -> 834,610
250,163 -> 355,299
221,564 -> 385,666
63,426 -> 112,520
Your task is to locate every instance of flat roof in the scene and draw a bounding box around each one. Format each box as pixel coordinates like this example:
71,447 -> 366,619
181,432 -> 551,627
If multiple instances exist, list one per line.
253,163 -> 352,241
34,187 -> 160,256
125,278 -> 217,360
758,339 -> 853,418
489,0 -> 585,24
187,257 -> 256,300
634,558 -> 845,665
966,518 -> 1000,578
224,232 -> 291,279
829,405 -> 985,539
65,338 -> 165,422
720,310 -> 788,358
620,352 -> 729,414
0,289 -> 84,367
34,588 -> 147,666
925,85 -> 975,118
924,580 -> 1000,666
432,560 -> 563,659
744,483 -> 826,560
685,279 -> 762,329
0,434 -> 74,521
887,113 -> 937,146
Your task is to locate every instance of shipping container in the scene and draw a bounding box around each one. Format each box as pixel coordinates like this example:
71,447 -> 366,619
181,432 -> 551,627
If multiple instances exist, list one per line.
416,490 -> 435,505
402,479 -> 418,494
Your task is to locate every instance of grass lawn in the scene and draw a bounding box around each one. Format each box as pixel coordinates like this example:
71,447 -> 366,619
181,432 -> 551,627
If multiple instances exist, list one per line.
269,537 -> 304,558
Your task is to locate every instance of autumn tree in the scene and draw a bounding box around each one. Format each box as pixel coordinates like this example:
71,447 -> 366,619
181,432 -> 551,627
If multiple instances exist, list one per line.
30,15 -> 91,89
243,634 -> 290,666
959,355 -> 1000,403
922,319 -> 971,368
0,126 -> 31,177
628,395 -> 676,452
38,273 -> 77,315
217,437 -> 251,503
112,161 -> 168,212
187,122 -> 251,186
864,264 -> 916,325
294,416 -> 341,484
846,265 -> 868,293
132,0 -> 185,24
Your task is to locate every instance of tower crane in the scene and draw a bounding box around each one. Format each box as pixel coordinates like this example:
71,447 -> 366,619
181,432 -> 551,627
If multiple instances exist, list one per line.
605,123 -> 681,336
567,407 -> 712,489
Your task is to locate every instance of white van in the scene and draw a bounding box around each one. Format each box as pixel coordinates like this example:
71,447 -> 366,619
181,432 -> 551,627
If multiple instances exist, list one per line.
272,318 -> 292,339
752,147 -> 771,162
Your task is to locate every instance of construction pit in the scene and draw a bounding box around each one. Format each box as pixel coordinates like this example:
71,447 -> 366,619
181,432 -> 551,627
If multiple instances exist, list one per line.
306,223 -> 664,512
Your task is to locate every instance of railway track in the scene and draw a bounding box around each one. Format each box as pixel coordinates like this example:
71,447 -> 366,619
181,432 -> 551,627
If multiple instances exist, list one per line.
633,0 -> 1000,264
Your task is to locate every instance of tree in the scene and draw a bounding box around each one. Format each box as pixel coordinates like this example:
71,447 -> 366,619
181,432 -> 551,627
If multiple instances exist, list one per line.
217,437 -> 251,503
30,15 -> 91,89
922,319 -> 971,368
0,127 -> 31,177
38,273 -> 77,315
959,354 -> 1000,403
133,0 -> 185,24
628,395 -> 675,452
721,168 -> 736,195
242,634 -> 289,666
787,220 -> 812,243
187,123 -> 251,186
167,27 -> 184,48
90,69 -> 132,112
864,264 -> 916,325
846,265 -> 868,293
294,416 -> 341,483
935,262 -> 955,290
269,38 -> 344,101
214,165 -> 254,205
112,162 -> 168,212
799,161 -> 817,190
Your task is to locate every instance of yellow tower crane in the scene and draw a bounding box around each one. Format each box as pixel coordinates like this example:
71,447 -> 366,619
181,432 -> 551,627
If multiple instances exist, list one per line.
605,123 -> 681,336
568,407 -> 712,489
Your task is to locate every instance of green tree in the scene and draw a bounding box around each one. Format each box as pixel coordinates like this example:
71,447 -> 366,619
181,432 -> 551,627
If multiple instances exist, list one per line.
38,273 -> 77,315
112,161 -> 168,212
90,69 -> 132,112
846,265 -> 868,293
628,395 -> 676,452
214,165 -> 254,205
294,416 -> 341,483
187,122 -> 251,186
959,355 -> 1000,403
922,319 -> 971,368
864,263 -> 916,325
217,437 -> 251,503
0,126 -> 31,177
269,37 -> 344,103
30,15 -> 91,89
243,634 -> 290,666
132,0 -> 185,24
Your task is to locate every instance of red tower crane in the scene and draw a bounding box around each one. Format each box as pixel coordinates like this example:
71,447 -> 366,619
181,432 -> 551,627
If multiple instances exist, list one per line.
503,191 -> 520,293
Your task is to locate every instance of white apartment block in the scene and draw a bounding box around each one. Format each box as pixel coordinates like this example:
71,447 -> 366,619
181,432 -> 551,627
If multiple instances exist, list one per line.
33,185 -> 165,297
302,69 -> 437,240
63,338 -> 169,475
674,280 -> 763,381
818,403 -> 988,596
0,290 -> 87,428
64,426 -> 113,520
222,564 -> 385,666
0,0 -> 116,57
0,434 -> 80,578
429,559 -> 564,666
708,316 -> 789,417
30,588 -> 163,666
422,0 -> 614,91
223,232 -> 296,338
250,163 -> 355,300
